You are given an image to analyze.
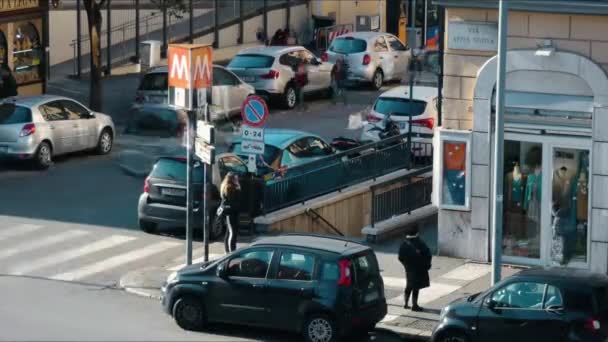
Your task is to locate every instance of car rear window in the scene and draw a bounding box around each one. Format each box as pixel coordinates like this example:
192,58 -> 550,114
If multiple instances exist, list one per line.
329,38 -> 367,54
138,72 -> 168,91
373,97 -> 427,117
352,252 -> 379,288
231,142 -> 281,166
228,54 -> 275,69
0,104 -> 31,125
150,158 -> 203,182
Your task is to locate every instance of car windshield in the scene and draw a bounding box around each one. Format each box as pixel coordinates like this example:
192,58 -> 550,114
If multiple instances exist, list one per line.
228,54 -> 275,69
138,72 -> 168,91
231,142 -> 281,167
329,38 -> 367,54
373,97 -> 427,117
150,158 -> 203,182
0,104 -> 32,124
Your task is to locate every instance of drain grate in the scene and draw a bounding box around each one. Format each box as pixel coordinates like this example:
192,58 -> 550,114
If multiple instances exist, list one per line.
406,318 -> 438,331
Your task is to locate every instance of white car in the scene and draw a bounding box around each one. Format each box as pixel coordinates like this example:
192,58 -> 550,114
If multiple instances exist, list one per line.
362,85 -> 437,156
132,65 -> 255,121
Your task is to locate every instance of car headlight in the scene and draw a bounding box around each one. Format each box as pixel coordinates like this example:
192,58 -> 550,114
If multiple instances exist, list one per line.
440,306 -> 448,318
166,271 -> 178,284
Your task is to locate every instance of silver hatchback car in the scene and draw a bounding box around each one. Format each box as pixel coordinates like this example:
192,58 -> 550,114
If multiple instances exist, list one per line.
0,95 -> 115,169
324,32 -> 411,90
227,46 -> 335,109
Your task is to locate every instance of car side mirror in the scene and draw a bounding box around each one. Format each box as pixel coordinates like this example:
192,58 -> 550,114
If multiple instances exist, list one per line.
312,58 -> 322,65
88,112 -> 96,119
216,262 -> 229,279
485,297 -> 498,310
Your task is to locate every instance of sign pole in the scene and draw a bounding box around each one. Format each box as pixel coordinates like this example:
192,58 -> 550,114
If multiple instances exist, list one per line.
186,110 -> 194,266
203,100 -> 211,263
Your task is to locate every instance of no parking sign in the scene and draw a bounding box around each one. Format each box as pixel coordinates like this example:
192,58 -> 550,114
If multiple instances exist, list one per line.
241,96 -> 269,127
240,96 -> 269,173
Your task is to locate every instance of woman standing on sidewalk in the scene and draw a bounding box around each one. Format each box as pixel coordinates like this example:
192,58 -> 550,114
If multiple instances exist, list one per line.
220,172 -> 241,253
398,226 -> 432,311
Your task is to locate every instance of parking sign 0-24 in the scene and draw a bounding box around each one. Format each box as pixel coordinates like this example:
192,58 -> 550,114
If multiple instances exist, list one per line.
241,126 -> 264,142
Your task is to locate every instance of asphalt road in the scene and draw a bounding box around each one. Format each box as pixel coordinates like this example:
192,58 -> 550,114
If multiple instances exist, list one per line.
0,277 -> 404,341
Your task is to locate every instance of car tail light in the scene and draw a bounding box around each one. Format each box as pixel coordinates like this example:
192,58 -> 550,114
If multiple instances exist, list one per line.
321,52 -> 328,62
412,118 -> 435,130
143,176 -> 150,193
260,70 -> 280,79
366,114 -> 382,123
362,54 -> 371,65
19,123 -> 36,137
337,259 -> 352,286
585,317 -> 601,332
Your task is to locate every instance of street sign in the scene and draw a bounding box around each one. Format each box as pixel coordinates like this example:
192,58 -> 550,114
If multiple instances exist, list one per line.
241,126 -> 264,142
241,140 -> 265,155
197,121 -> 215,144
241,96 -> 269,127
168,44 -> 213,110
195,140 -> 215,164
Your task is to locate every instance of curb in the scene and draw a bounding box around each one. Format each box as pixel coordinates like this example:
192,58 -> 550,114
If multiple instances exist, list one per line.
377,323 -> 431,341
123,286 -> 162,300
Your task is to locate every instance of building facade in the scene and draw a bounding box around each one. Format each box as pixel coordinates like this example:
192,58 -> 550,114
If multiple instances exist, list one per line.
433,0 -> 608,274
0,0 -> 48,95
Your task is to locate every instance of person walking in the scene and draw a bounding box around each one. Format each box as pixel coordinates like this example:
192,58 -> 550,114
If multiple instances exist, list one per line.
398,226 -> 432,311
0,64 -> 18,99
332,55 -> 348,105
220,172 -> 241,253
294,60 -> 308,111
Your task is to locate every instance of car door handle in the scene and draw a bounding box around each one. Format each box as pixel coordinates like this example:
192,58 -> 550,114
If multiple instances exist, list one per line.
251,284 -> 266,289
394,55 -> 399,58
300,288 -> 314,297
379,56 -> 384,59
49,125 -> 55,130
72,124 -> 79,128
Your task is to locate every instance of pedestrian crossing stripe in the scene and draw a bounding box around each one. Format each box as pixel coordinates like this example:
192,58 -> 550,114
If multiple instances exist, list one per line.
0,230 -> 88,260
10,235 -> 137,276
0,223 -> 43,242
51,241 -> 181,282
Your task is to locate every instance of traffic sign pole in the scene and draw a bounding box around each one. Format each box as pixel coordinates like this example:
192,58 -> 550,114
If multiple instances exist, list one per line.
186,110 -> 194,265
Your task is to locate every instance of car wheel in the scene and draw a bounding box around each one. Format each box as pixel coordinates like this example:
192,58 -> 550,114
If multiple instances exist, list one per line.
283,84 -> 297,109
34,141 -> 52,169
372,69 -> 383,90
303,314 -> 337,342
96,129 -> 113,155
437,330 -> 469,342
139,220 -> 158,233
210,215 -> 226,241
173,296 -> 205,331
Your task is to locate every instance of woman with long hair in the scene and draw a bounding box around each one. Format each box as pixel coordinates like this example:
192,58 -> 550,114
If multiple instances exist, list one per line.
220,172 -> 241,253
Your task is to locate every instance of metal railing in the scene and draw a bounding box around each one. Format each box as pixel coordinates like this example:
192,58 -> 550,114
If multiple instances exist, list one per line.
370,166 -> 433,228
304,208 -> 344,237
262,134 -> 433,214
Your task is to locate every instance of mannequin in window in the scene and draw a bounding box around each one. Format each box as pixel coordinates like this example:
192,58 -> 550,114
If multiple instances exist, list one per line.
506,163 -> 526,211
524,165 -> 542,223
553,166 -> 574,211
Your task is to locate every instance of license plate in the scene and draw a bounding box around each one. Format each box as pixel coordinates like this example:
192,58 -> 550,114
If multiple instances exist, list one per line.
398,122 -> 408,130
161,188 -> 186,197
364,290 -> 379,303
242,76 -> 256,82
0,146 -> 7,153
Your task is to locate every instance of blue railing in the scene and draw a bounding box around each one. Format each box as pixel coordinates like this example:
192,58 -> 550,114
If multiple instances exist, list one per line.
370,166 -> 433,228
262,134 -> 433,214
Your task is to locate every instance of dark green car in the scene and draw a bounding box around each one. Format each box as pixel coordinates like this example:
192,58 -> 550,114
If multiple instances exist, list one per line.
161,234 -> 387,341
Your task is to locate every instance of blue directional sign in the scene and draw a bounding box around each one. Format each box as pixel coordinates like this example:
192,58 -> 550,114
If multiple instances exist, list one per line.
241,96 -> 269,127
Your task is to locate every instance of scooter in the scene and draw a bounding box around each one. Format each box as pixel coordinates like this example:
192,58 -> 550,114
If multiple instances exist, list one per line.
331,114 -> 401,152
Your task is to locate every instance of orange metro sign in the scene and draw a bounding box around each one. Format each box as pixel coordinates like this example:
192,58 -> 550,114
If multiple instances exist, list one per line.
168,44 -> 213,89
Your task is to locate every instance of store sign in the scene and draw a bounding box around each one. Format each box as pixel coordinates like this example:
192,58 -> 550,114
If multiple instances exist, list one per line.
448,21 -> 498,51
0,0 -> 39,12
167,44 -> 212,110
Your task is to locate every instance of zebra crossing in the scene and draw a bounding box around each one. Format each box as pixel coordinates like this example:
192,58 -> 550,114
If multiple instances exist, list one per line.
0,221 -> 223,284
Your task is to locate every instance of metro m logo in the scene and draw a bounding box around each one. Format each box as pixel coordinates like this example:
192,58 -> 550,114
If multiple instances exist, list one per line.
168,46 -> 190,89
192,46 -> 213,89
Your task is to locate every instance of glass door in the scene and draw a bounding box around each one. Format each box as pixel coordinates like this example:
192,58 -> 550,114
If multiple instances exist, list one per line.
548,147 -> 590,266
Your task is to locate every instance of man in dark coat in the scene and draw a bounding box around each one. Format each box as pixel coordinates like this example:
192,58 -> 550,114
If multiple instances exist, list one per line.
398,226 -> 432,311
0,64 -> 18,99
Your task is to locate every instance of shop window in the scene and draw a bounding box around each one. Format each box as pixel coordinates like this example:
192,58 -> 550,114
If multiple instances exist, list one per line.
502,141 -> 542,259
0,30 -> 7,66
437,130 -> 471,210
13,23 -> 42,85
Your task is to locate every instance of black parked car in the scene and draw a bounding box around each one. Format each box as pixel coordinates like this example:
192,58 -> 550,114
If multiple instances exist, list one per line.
138,153 -> 262,238
161,234 -> 388,341
432,267 -> 608,342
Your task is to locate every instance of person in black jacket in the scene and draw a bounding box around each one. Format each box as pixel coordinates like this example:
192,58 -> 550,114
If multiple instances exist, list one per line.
220,172 -> 241,253
398,226 -> 432,311
0,64 -> 18,99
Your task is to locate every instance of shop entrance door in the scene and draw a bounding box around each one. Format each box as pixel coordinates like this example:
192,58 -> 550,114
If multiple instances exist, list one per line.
501,133 -> 591,268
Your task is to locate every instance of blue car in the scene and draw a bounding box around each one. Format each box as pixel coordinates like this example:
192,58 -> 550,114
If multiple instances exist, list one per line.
229,129 -> 335,176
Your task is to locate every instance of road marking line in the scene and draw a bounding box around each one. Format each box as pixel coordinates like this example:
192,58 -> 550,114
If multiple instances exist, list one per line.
51,241 -> 180,281
382,276 -> 405,289
388,282 -> 460,306
11,235 -> 137,275
380,314 -> 398,323
440,263 -> 490,282
168,253 -> 224,271
0,230 -> 88,260
0,224 -> 44,242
